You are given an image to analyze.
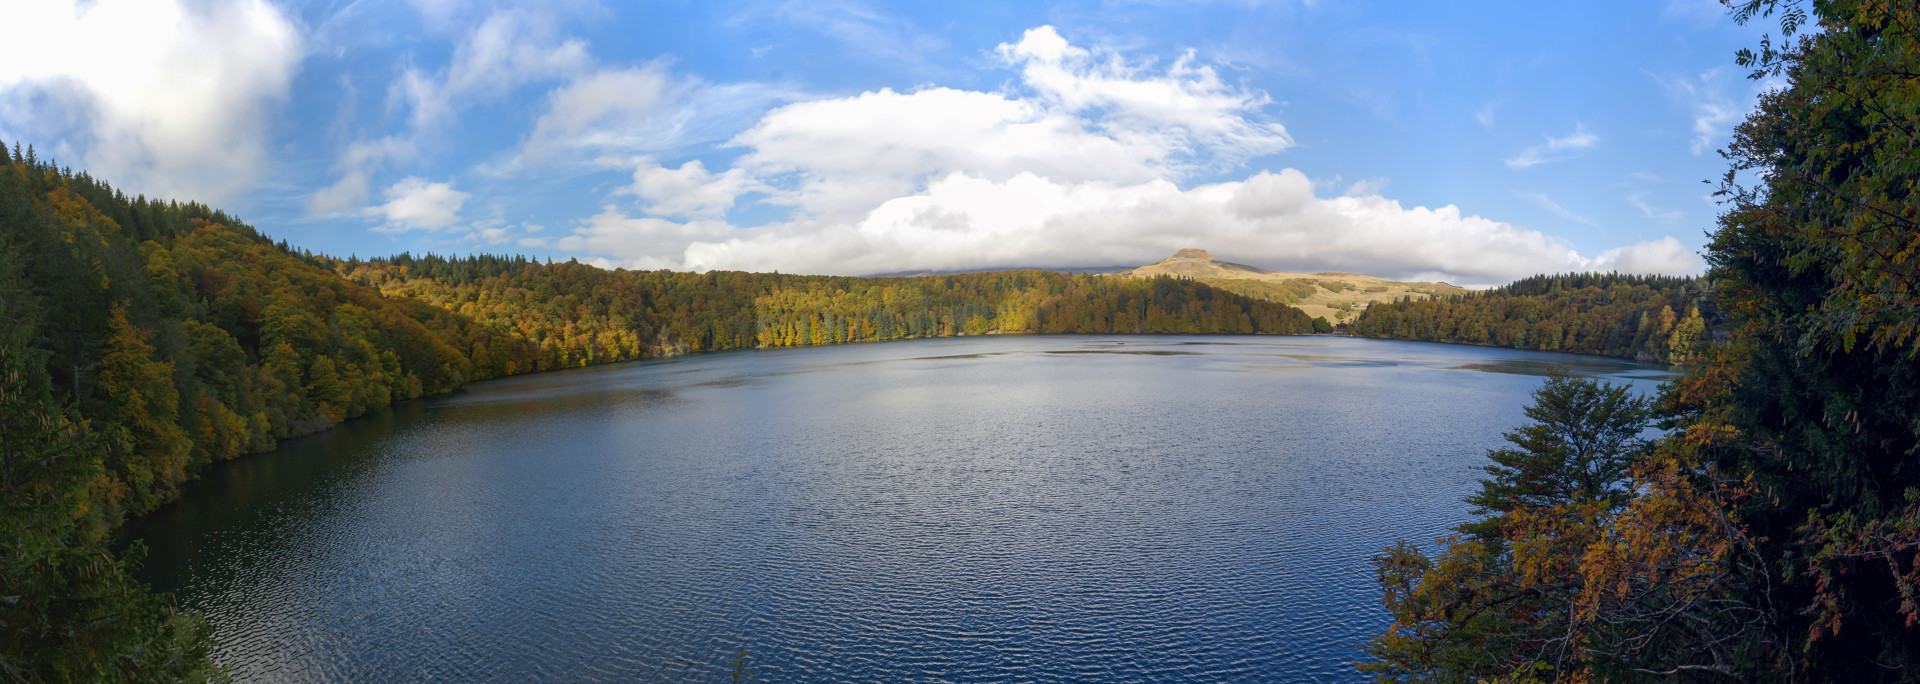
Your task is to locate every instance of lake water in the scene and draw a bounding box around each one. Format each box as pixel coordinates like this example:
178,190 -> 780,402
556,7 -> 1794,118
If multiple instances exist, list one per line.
124,335 -> 1676,682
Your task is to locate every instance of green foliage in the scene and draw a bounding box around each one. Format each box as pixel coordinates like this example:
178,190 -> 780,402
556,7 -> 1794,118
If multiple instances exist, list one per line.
350,255 -> 1312,359
1195,276 -> 1324,304
1363,373 -> 1653,681
1352,272 -> 1722,364
1312,316 -> 1334,334
1458,371 -> 1651,540
1368,1 -> 1920,679
0,142 -> 1314,677
0,228 -> 218,682
1695,0 -> 1920,673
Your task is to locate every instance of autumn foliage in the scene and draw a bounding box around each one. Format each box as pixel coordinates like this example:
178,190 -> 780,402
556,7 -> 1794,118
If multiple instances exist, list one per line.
1364,1 -> 1920,679
0,138 -> 1314,678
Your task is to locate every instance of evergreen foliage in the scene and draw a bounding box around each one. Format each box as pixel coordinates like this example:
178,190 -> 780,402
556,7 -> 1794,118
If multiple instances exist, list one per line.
1352,272 -> 1723,364
1,216 -> 216,682
343,253 -> 1309,365
1365,1 -> 1920,679
1363,374 -> 1656,681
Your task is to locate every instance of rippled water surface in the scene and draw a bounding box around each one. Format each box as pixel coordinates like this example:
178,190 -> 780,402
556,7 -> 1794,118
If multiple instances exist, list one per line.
125,335 -> 1674,682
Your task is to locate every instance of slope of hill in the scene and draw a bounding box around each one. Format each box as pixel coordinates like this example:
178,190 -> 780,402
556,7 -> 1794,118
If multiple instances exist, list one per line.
1352,272 -> 1721,364
1117,248 -> 1473,322
0,145 -> 1320,679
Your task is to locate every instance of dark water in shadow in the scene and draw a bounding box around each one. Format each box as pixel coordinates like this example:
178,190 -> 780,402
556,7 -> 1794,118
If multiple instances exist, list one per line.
123,336 -> 1675,682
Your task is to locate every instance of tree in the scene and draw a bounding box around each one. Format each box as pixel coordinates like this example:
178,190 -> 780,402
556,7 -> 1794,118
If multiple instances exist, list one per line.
1363,372 -> 1653,681
96,305 -> 191,515
1368,2 -> 1920,678
1460,371 -> 1651,539
0,241 -> 215,682
1693,0 -> 1920,672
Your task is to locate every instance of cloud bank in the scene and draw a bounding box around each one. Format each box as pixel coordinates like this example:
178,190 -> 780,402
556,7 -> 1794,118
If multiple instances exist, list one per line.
545,26 -> 1700,287
0,0 -> 303,203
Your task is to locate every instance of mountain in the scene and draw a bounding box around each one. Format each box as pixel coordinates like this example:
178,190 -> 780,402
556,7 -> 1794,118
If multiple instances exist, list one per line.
1117,248 -> 1474,323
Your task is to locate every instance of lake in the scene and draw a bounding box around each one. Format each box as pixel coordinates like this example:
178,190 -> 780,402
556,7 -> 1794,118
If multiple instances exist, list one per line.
123,335 -> 1676,682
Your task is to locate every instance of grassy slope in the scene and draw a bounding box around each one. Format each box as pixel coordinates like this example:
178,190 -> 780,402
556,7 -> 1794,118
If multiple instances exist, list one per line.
1116,249 -> 1474,322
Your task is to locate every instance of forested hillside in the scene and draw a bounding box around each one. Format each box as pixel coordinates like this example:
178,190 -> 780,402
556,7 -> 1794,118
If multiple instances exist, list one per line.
0,144 -> 1309,679
1351,272 -> 1722,365
337,253 -> 1310,372
1363,1 -> 1920,679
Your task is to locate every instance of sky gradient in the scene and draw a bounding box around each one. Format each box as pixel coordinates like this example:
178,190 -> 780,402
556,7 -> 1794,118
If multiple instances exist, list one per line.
0,0 -> 1774,287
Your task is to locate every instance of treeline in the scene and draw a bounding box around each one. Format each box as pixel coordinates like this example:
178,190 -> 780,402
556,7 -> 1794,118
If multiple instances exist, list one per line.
338,254 -> 1311,372
1190,276 -> 1320,305
0,144 -> 1309,679
1363,1 -> 1920,679
1351,272 -> 1722,364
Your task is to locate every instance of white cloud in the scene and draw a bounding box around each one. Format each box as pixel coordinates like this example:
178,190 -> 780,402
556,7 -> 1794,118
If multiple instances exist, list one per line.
1652,67 -> 1744,155
520,65 -> 682,160
1505,122 -> 1599,169
721,26 -> 1290,218
365,177 -> 470,231
559,169 -> 1702,287
1592,236 -> 1703,275
307,136 -> 417,215
997,26 -> 1293,162
1627,194 -> 1682,221
517,66 -> 806,167
623,157 -> 766,218
1516,191 -> 1599,227
533,26 -> 1695,287
1474,103 -> 1496,129
313,8 -> 590,218
553,205 -> 734,269
1343,178 -> 1389,197
0,0 -> 303,203
731,86 -> 1172,216
395,9 -> 590,131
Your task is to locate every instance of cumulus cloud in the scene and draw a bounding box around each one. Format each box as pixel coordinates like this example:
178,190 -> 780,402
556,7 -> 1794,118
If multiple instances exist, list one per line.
731,86 -> 1171,216
623,157 -> 766,218
365,177 -> 470,231
553,205 -> 734,269
720,25 -> 1291,218
1593,236 -> 1703,275
0,0 -> 303,203
996,26 -> 1293,162
526,26 -> 1698,287
556,169 -> 1701,287
307,136 -> 417,216
1505,123 -> 1599,169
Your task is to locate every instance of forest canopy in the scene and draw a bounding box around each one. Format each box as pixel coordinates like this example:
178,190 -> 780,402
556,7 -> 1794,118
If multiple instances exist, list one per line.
1352,272 -> 1723,365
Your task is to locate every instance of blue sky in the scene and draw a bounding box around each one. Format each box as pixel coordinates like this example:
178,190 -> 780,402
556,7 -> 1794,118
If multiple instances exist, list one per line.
1,0 -> 1772,286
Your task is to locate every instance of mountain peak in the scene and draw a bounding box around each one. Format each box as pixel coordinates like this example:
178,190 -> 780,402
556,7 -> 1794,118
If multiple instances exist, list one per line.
1130,248 -> 1268,276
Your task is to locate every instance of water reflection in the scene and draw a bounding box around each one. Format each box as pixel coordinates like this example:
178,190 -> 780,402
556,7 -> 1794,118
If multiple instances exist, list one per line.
125,335 -> 1674,682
